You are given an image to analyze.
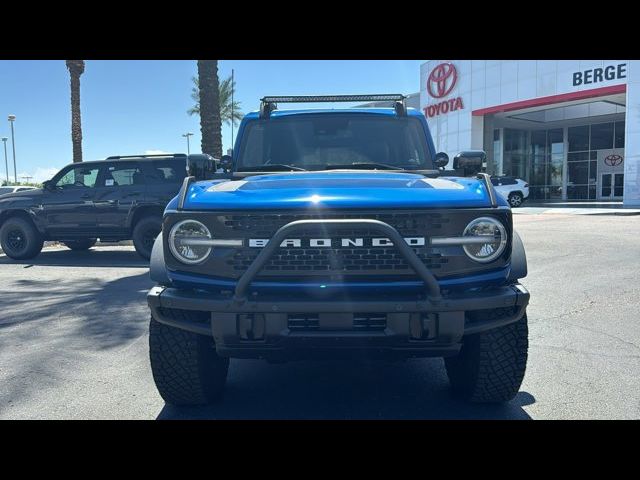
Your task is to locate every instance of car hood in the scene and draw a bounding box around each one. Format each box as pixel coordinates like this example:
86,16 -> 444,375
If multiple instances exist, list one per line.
178,171 -> 498,210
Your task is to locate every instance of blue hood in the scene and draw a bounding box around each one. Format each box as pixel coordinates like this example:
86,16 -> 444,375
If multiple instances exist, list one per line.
177,171 -> 498,210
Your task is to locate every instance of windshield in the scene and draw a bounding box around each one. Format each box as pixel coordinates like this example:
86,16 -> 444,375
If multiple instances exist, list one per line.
236,113 -> 433,171
0,187 -> 14,195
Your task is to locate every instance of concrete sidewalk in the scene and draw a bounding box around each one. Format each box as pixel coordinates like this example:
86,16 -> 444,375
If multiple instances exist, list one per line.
513,206 -> 640,216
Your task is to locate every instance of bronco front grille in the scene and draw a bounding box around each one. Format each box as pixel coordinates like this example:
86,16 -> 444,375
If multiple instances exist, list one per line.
164,209 -> 511,280
224,213 -> 450,276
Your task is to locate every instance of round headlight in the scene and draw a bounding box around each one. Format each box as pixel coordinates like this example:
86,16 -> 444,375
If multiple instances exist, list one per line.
462,217 -> 507,263
169,220 -> 212,265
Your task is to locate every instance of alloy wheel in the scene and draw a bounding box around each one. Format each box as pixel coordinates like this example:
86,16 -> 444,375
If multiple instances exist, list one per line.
509,194 -> 523,207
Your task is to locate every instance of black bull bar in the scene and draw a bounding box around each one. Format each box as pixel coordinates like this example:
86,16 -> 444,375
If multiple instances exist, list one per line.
231,218 -> 442,302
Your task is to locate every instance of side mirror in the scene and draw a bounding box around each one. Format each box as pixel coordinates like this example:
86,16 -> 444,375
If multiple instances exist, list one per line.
220,155 -> 233,173
42,180 -> 54,191
187,154 -> 217,180
434,152 -> 449,169
453,150 -> 486,177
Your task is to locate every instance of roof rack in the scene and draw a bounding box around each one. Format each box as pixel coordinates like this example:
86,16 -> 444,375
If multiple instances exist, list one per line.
259,94 -> 407,119
105,153 -> 187,160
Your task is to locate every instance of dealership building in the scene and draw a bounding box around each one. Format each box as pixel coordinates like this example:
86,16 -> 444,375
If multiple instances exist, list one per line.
419,60 -> 640,206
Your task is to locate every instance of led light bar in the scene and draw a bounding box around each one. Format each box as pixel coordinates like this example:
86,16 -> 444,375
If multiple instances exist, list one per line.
259,94 -> 408,118
261,94 -> 406,104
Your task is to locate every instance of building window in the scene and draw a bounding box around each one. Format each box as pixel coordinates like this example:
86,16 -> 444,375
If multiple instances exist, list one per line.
590,122 -> 614,150
503,128 -> 564,201
490,129 -> 502,174
615,121 -> 625,148
568,126 -> 589,152
502,129 -> 528,181
500,120 -> 623,201
566,122 -> 623,200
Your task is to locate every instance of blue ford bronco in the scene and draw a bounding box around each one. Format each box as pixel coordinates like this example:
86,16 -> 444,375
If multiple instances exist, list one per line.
147,95 -> 530,406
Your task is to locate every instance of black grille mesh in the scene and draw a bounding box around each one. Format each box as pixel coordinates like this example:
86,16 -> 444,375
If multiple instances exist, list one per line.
223,213 -> 450,276
230,247 -> 447,272
223,212 -> 450,237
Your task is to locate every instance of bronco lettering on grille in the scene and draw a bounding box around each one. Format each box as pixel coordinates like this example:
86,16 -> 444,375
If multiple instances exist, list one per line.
248,237 -> 426,248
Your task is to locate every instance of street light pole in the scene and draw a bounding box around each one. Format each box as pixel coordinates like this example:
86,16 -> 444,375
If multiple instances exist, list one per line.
1,137 -> 8,184
182,132 -> 194,155
8,115 -> 17,184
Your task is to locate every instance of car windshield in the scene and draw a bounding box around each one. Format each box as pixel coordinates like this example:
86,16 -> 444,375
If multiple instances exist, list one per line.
236,113 -> 433,171
0,187 -> 14,195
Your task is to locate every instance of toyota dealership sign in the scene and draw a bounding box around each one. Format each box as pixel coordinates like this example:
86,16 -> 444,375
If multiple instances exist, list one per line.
423,62 -> 464,118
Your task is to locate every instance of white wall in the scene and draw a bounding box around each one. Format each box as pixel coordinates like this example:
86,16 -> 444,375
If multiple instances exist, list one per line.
624,60 -> 640,206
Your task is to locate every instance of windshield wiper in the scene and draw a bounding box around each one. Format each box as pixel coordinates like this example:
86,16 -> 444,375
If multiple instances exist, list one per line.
237,164 -> 307,172
325,162 -> 404,171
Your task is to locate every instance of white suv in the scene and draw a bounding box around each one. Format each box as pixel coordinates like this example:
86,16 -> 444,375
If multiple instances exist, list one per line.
490,176 -> 529,208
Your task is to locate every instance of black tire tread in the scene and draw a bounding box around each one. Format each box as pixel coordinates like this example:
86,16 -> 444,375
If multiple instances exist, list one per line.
149,311 -> 228,406
0,217 -> 44,260
445,313 -> 528,403
133,216 -> 162,260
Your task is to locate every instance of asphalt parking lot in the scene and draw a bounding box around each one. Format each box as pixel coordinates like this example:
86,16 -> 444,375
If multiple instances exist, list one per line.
1,214 -> 638,419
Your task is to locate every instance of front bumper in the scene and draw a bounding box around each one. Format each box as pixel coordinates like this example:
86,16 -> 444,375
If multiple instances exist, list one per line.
147,283 -> 530,360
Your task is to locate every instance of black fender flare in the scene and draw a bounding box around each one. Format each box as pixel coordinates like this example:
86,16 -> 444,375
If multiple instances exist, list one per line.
149,234 -> 171,286
508,230 -> 528,282
0,208 -> 46,235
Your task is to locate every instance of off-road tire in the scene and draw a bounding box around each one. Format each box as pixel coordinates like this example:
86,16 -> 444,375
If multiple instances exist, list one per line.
63,239 -> 97,251
149,312 -> 229,406
445,313 -> 528,403
0,217 -> 44,260
508,192 -> 524,208
133,216 -> 162,260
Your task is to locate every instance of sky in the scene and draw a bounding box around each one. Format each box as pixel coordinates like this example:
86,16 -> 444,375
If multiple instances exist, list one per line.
0,60 -> 424,183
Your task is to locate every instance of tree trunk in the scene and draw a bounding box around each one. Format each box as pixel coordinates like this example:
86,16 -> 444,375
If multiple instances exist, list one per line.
66,60 -> 85,163
197,60 -> 222,158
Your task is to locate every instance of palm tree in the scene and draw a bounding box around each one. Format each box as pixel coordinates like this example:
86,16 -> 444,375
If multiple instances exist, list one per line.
65,60 -> 85,163
188,75 -> 243,127
196,60 -> 223,158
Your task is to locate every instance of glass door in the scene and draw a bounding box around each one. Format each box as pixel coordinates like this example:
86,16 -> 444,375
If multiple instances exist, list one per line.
613,173 -> 624,199
600,173 -> 624,199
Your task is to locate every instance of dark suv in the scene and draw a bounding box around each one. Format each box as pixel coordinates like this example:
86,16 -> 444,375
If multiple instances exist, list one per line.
0,154 -> 216,260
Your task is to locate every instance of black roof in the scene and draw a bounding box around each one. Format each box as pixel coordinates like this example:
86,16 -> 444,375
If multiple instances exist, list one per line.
62,153 -> 215,166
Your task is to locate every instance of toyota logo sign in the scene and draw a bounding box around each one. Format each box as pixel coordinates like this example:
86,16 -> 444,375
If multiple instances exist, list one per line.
427,63 -> 458,98
423,62 -> 464,118
604,154 -> 623,167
